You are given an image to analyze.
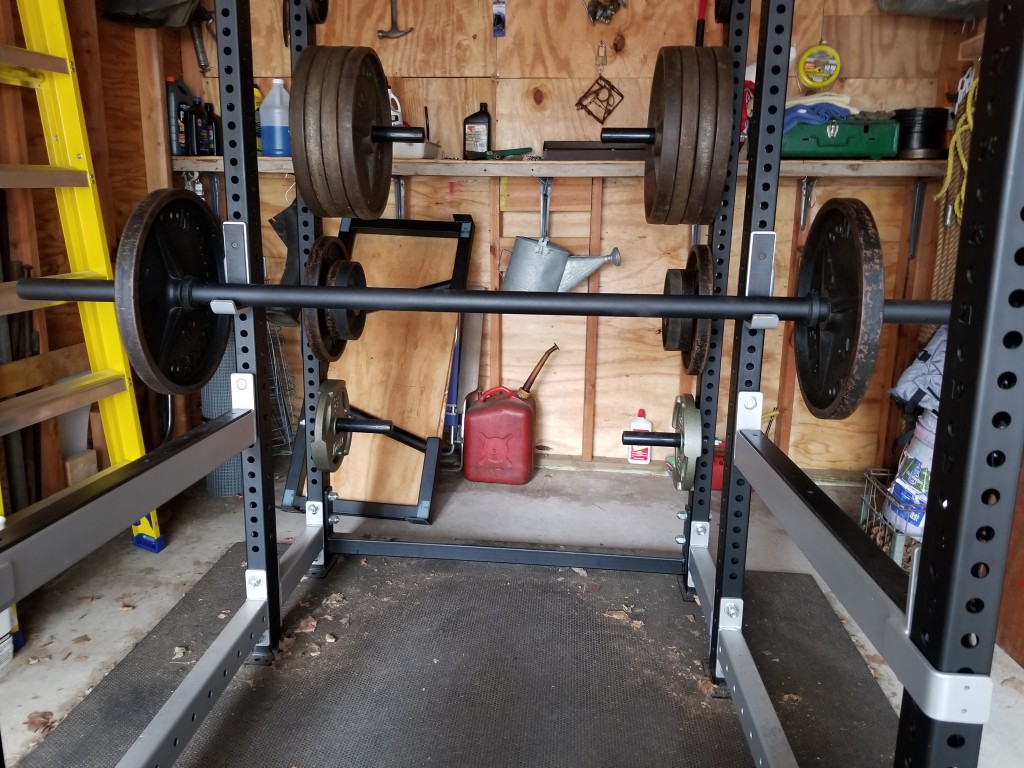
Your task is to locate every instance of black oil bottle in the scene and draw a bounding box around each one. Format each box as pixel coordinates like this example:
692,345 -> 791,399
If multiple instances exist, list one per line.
463,102 -> 491,160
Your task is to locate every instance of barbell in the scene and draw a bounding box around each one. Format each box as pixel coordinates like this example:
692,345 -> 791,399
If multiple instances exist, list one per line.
16,189 -> 948,420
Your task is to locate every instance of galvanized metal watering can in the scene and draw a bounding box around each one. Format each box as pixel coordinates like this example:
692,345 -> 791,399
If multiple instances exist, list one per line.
501,236 -> 621,292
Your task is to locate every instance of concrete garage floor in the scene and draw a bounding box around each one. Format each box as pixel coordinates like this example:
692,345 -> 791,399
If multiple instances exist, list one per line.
0,459 -> 1022,766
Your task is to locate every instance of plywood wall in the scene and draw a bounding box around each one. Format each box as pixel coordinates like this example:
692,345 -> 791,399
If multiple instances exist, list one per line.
169,0 -> 969,474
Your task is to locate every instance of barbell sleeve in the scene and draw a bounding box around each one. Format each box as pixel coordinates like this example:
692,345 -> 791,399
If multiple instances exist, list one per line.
621,431 -> 681,448
371,126 -> 425,143
601,128 -> 656,144
15,278 -> 952,326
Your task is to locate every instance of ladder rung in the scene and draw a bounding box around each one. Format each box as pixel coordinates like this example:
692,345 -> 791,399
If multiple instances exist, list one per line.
0,370 -> 126,438
0,43 -> 68,88
0,164 -> 89,189
1,273 -> 107,316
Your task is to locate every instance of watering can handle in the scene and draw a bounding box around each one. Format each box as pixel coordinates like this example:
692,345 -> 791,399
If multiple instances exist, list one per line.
480,386 -> 516,402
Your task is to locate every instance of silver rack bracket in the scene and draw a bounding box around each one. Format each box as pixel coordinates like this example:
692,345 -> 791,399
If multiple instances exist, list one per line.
222,220 -> 252,283
734,431 -> 993,725
245,569 -> 268,601
210,299 -> 238,315
736,392 -> 763,433
231,373 -> 256,411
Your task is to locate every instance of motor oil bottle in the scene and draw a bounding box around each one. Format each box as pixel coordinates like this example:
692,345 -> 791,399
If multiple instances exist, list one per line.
165,76 -> 191,156
204,103 -> 220,155
259,78 -> 290,156
463,344 -> 557,485
627,409 -> 652,465
254,85 -> 264,155
463,102 -> 491,160
186,97 -> 210,155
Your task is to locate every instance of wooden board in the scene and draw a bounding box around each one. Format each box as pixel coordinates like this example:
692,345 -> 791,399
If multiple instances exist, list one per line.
328,233 -> 458,506
996,459 -> 1024,667
498,0 -> 724,79
821,15 -> 945,79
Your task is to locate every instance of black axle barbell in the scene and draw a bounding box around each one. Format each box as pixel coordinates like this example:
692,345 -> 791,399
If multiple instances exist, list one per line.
17,276 -> 949,325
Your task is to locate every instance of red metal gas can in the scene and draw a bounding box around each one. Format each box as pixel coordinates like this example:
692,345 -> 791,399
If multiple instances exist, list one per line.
463,386 -> 536,485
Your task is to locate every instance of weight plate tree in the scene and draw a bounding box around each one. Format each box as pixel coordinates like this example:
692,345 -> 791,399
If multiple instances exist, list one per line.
114,188 -> 230,395
794,198 -> 884,420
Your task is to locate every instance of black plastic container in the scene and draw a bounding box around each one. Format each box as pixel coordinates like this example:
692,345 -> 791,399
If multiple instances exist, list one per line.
463,102 -> 492,160
894,107 -> 949,159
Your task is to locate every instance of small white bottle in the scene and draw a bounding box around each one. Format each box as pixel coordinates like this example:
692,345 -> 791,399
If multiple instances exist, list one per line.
259,78 -> 290,157
628,408 -> 652,465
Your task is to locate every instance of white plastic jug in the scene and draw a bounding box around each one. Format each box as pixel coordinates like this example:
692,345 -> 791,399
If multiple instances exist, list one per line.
260,78 -> 290,157
628,409 -> 652,465
883,409 -> 937,539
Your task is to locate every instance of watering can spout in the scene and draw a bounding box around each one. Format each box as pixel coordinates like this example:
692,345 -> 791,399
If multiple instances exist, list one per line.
557,247 -> 621,292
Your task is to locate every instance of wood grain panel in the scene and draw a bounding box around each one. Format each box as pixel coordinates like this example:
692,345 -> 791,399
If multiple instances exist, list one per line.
329,234 -> 458,505
501,211 -> 592,241
387,77 -> 494,161
495,78 -> 651,153
501,177 -> 593,212
828,77 -> 941,111
501,315 -> 585,457
996,460 -> 1024,667
821,15 -> 945,79
318,0 -> 493,78
499,0 -> 723,79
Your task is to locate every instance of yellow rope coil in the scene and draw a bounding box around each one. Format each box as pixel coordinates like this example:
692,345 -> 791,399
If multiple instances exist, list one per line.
934,77 -> 979,224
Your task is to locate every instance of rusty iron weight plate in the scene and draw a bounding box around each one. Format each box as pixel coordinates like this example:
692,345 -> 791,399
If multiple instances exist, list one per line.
664,46 -> 701,225
644,47 -> 684,224
290,46 -> 331,217
321,46 -> 354,215
714,0 -> 731,23
682,244 -> 714,375
301,235 -> 351,361
114,189 -> 229,395
304,47 -> 341,218
662,268 -> 690,351
698,46 -> 734,224
337,47 -> 392,219
794,198 -> 885,420
681,47 -> 718,224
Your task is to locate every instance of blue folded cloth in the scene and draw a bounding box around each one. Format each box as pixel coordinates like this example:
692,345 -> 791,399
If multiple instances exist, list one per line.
783,103 -> 852,133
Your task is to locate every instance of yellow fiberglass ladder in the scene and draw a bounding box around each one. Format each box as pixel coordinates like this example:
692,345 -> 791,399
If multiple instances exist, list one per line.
0,0 -> 163,550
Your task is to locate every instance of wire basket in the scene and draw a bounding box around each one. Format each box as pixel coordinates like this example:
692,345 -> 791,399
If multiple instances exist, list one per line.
860,469 -> 924,573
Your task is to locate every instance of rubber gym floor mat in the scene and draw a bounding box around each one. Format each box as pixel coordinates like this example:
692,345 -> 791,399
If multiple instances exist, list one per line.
20,543 -> 896,767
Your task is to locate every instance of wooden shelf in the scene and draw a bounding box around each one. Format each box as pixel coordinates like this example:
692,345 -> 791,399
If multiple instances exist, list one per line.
172,156 -> 948,179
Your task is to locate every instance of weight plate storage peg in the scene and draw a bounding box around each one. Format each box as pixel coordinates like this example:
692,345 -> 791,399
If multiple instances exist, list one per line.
114,188 -> 230,395
311,379 -> 352,473
671,394 -> 701,492
794,198 -> 885,420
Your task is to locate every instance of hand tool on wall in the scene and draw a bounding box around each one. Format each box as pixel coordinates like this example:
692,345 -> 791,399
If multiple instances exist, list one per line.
377,0 -> 412,39
188,8 -> 213,73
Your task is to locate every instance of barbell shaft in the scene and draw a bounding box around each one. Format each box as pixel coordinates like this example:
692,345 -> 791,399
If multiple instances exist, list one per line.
334,417 -> 394,434
622,431 -> 680,447
15,278 -> 952,325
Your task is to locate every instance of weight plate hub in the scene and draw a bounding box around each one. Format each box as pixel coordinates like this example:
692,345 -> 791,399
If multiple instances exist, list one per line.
114,189 -> 229,396
301,235 -> 365,362
291,46 -> 392,220
644,46 -> 733,226
672,394 -> 701,492
311,379 -> 352,473
794,198 -> 885,420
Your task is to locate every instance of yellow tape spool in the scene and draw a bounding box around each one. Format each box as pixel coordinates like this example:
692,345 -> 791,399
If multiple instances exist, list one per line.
797,44 -> 841,91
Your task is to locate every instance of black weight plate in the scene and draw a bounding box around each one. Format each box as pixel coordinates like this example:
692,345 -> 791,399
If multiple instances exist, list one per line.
338,47 -> 392,219
715,0 -> 732,23
697,46 -> 734,224
682,47 -> 718,225
114,189 -> 229,395
307,0 -> 329,23
305,47 -> 341,218
682,244 -> 713,375
301,235 -> 349,362
291,46 -> 332,217
644,47 -> 683,224
324,259 -> 367,342
664,46 -> 701,225
321,46 -> 354,216
794,198 -> 885,420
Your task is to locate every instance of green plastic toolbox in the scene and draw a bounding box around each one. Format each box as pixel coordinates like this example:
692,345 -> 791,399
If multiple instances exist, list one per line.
781,119 -> 900,159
